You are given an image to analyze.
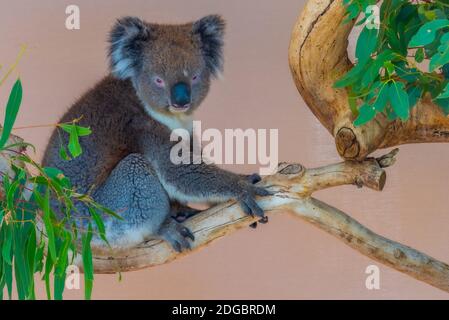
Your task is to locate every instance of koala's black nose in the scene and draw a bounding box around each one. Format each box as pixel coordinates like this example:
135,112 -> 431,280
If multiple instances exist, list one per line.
171,82 -> 191,108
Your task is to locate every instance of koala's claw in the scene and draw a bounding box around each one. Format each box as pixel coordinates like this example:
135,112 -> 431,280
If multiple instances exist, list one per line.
258,216 -> 269,224
237,180 -> 271,218
238,178 -> 271,229
180,226 -> 195,241
249,216 -> 269,230
239,194 -> 264,217
159,220 -> 194,253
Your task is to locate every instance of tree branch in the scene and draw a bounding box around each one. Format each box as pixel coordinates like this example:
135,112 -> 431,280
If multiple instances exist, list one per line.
82,149 -> 449,293
298,198 -> 449,292
288,0 -> 449,160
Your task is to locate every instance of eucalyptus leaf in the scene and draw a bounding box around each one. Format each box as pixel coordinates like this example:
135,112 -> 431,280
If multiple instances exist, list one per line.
68,126 -> 82,158
409,19 -> 449,47
82,223 -> 94,300
436,82 -> 449,100
429,37 -> 449,71
0,79 -> 22,150
42,189 -> 57,261
356,27 -> 378,64
415,47 -> 425,63
388,81 -> 410,121
353,103 -> 376,127
373,83 -> 389,112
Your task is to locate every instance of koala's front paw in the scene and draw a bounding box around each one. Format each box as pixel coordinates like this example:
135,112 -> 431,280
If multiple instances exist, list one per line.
241,173 -> 268,229
236,180 -> 271,218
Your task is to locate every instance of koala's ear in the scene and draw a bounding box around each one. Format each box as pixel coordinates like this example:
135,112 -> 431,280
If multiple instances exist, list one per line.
108,17 -> 150,79
193,15 -> 226,77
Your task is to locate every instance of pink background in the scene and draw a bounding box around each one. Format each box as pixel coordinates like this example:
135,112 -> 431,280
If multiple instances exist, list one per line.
1,0 -> 449,299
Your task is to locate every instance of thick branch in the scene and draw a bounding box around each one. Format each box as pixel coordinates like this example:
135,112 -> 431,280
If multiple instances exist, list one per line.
80,149 -> 449,293
288,0 -> 449,160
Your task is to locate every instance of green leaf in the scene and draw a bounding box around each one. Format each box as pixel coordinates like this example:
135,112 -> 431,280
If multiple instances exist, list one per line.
13,224 -> 30,300
409,19 -> 449,47
92,203 -> 122,220
353,103 -> 376,127
356,27 -> 378,64
43,167 -> 71,189
415,47 -> 425,63
75,126 -> 92,137
334,61 -> 368,88
424,10 -> 437,22
42,189 -> 57,261
55,232 -> 71,276
429,34 -> 449,71
344,2 -> 361,23
3,260 -> 13,299
34,236 -> 45,273
361,50 -> 396,88
43,252 -> 53,300
26,227 -> 37,298
2,225 -> 12,266
437,83 -> 449,100
407,86 -> 423,109
6,180 -> 20,212
59,145 -> 71,161
54,231 -> 71,300
386,28 -> 404,53
384,61 -> 395,76
0,79 -> 22,150
373,83 -> 389,112
89,208 -> 107,244
60,124 -> 85,158
68,126 -> 82,158
398,5 -> 420,48
394,61 -> 418,83
388,81 -> 410,121
434,98 -> 449,115
82,223 -> 94,300
443,64 -> 449,79
60,124 -> 91,137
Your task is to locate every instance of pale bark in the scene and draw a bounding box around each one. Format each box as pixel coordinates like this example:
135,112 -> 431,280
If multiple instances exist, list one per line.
78,148 -> 449,293
288,0 -> 449,160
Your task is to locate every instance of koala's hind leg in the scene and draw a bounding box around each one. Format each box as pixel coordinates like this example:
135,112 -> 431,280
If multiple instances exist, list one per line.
92,153 -> 193,251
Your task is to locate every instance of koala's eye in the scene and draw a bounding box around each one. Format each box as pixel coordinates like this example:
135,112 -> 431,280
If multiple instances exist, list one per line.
192,75 -> 199,83
154,77 -> 165,87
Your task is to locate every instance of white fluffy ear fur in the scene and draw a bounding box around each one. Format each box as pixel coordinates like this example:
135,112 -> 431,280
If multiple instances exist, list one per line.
108,16 -> 150,79
193,15 -> 226,77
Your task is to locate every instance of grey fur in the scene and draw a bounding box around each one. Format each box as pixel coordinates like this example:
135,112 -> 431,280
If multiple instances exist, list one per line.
109,17 -> 150,79
193,15 -> 225,77
42,16 -> 269,252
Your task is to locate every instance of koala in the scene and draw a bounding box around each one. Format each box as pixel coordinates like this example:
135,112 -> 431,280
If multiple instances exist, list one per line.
42,15 -> 270,252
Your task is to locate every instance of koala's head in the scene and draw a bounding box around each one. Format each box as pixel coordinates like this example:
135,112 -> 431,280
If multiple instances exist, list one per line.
108,15 -> 225,124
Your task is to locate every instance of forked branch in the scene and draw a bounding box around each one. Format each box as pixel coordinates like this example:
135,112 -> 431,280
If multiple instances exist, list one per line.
288,0 -> 449,160
83,148 -> 449,293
